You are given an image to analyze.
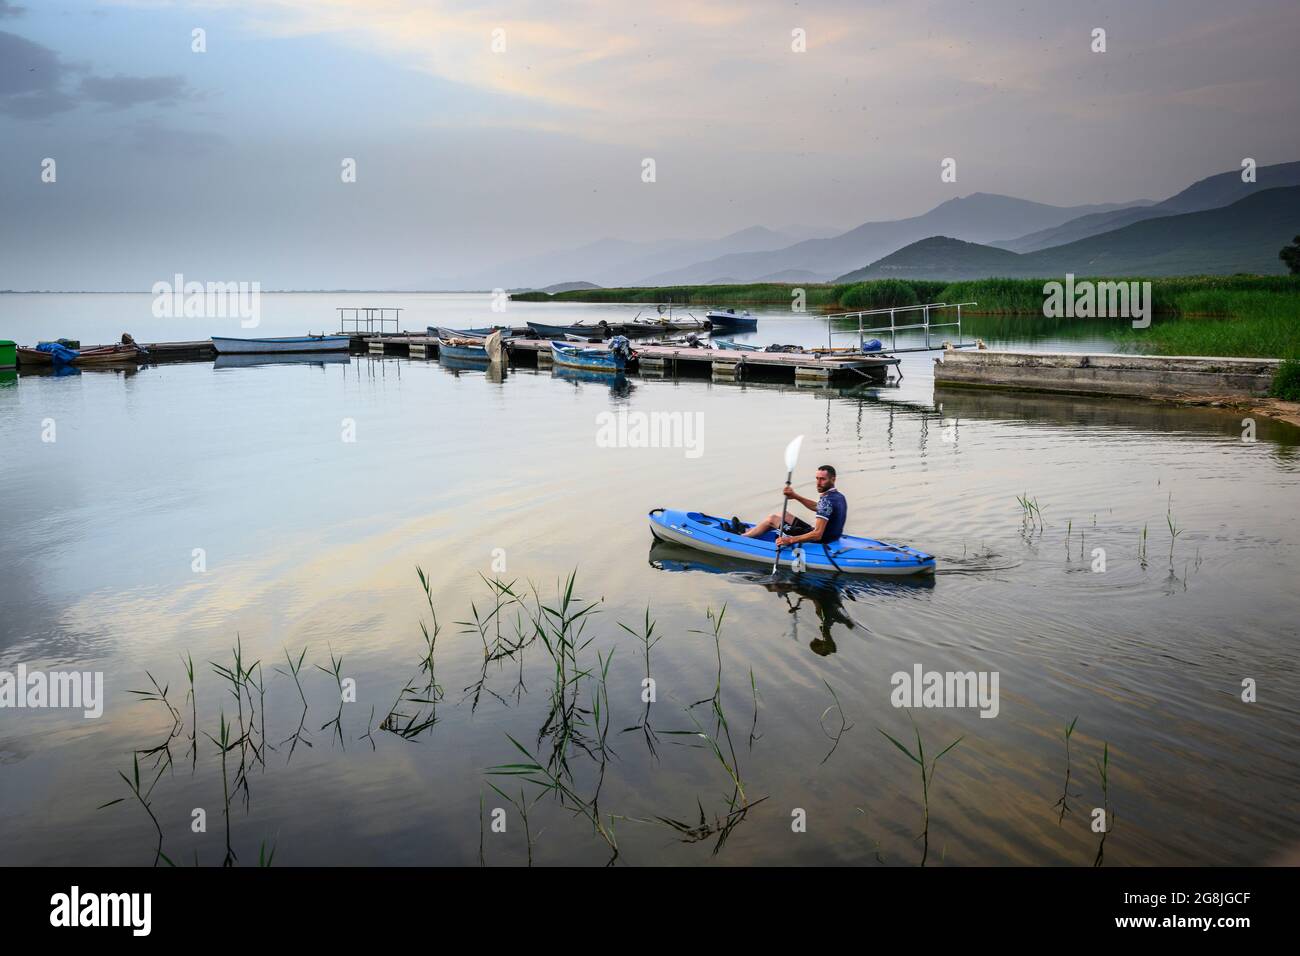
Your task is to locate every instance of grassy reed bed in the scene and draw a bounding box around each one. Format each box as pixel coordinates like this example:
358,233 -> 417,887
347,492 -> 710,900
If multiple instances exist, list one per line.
101,569 -> 1126,866
1118,289 -> 1300,360
938,275 -> 1300,316
100,570 -> 776,865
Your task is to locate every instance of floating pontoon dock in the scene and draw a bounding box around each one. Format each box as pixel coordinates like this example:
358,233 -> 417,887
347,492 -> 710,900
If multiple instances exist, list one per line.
13,301 -> 982,385
362,335 -> 900,383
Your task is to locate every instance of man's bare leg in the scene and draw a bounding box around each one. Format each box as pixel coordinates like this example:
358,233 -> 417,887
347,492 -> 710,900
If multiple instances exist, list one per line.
743,513 -> 783,538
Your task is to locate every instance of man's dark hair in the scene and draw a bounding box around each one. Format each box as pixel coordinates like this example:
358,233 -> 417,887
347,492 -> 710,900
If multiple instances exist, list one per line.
817,465 -> 837,479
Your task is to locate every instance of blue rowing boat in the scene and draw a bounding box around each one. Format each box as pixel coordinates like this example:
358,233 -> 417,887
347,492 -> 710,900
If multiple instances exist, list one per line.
647,508 -> 935,575
437,339 -> 489,361
550,336 -> 632,372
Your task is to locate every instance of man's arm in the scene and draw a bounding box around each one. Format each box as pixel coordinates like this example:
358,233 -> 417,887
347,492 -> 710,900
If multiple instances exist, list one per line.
783,485 -> 818,511
778,516 -> 826,546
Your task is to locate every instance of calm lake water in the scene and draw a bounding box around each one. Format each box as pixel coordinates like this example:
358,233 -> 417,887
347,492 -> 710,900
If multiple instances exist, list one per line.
2,293 -> 1298,866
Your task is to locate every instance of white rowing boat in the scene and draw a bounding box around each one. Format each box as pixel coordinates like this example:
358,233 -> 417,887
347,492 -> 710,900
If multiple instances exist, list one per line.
210,335 -> 350,354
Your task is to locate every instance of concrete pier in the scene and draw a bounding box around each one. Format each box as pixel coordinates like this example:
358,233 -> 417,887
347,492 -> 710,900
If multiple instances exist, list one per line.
934,351 -> 1280,400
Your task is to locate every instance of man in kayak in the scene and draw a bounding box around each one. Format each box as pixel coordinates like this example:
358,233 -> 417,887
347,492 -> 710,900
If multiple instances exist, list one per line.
740,465 -> 847,548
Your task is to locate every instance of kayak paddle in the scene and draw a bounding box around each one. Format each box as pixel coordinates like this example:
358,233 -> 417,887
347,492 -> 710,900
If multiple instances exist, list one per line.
772,434 -> 804,573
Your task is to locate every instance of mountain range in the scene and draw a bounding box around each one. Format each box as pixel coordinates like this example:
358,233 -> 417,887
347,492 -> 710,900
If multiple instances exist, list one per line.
636,195 -> 1144,286
991,161 -> 1300,253
484,161 -> 1300,290
448,224 -> 834,290
836,186 -> 1300,281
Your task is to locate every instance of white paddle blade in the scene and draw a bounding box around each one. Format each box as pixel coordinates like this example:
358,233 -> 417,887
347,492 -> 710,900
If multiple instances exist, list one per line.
783,435 -> 804,473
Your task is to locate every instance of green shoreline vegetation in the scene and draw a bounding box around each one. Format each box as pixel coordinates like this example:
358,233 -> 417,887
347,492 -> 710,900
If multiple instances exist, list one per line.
514,276 -> 1300,398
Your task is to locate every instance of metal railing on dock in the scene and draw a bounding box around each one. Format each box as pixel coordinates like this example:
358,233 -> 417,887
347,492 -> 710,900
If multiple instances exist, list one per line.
338,307 -> 402,336
826,301 -> 977,353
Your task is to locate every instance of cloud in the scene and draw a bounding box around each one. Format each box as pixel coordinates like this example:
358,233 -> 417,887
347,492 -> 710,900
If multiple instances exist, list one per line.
213,0 -> 1300,159
78,73 -> 192,110
0,29 -> 194,118
0,30 -> 76,117
0,1 -> 25,19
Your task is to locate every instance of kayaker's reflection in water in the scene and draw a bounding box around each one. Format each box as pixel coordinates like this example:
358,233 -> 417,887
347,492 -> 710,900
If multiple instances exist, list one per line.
758,579 -> 852,657
647,540 -> 877,658
740,464 -> 847,550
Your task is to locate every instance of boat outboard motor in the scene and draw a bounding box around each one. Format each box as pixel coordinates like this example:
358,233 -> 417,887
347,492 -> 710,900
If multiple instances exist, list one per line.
608,335 -> 632,362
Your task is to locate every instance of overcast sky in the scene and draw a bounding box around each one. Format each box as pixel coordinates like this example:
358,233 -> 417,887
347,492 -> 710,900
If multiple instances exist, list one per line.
1,0 -> 1298,289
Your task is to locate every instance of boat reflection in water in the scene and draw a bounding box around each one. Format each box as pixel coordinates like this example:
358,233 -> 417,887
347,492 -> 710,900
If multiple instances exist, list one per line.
439,354 -> 507,382
18,363 -> 141,378
214,352 -> 351,370
647,539 -> 934,656
552,364 -> 633,398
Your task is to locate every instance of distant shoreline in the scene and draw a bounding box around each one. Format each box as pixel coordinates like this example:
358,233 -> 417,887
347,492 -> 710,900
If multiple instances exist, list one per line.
512,276 -> 1300,367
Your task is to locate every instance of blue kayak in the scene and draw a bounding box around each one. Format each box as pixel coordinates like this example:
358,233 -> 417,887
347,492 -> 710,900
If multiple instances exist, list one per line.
648,508 -> 935,575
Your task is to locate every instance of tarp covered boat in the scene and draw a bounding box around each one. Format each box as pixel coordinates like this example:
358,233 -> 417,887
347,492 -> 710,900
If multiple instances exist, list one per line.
648,508 -> 935,575
427,325 -> 519,339
19,335 -> 147,366
438,330 -> 507,363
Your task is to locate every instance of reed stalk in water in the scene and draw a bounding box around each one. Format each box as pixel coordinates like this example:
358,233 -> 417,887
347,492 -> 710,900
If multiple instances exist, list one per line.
97,753 -> 167,866
818,679 -> 854,765
316,646 -> 346,747
618,606 -> 661,759
1053,716 -> 1078,824
879,711 -> 963,866
1093,741 -> 1112,867
1167,510 -> 1184,564
182,651 -> 197,768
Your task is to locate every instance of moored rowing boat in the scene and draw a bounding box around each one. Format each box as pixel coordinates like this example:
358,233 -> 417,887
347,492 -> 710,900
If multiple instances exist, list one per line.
527,320 -> 610,340
436,336 -> 490,361
427,325 -> 519,339
711,338 -> 762,352
17,347 -> 53,366
437,329 -> 507,363
74,344 -> 147,365
704,309 -> 758,330
211,335 -> 349,354
550,338 -> 631,372
17,341 -> 147,366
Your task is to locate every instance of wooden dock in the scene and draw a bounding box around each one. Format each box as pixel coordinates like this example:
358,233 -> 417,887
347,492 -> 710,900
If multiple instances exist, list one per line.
12,332 -> 899,386
362,335 -> 900,383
